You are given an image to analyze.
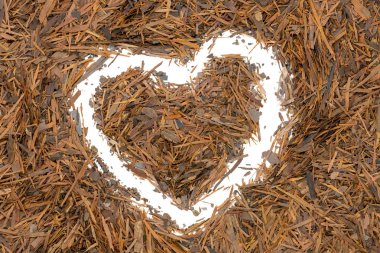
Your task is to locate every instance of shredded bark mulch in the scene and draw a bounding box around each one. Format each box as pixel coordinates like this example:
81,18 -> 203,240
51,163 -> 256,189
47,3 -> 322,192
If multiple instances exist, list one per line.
0,0 -> 379,252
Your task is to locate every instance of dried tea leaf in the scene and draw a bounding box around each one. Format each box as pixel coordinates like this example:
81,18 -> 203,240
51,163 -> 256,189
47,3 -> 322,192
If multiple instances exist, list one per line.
160,129 -> 181,143
134,221 -> 144,253
38,0 -> 57,24
351,0 -> 371,20
248,107 -> 261,123
141,107 -> 158,119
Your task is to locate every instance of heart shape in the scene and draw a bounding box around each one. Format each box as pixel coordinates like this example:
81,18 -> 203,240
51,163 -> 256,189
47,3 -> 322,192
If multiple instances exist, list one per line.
72,31 -> 286,229
93,57 -> 262,207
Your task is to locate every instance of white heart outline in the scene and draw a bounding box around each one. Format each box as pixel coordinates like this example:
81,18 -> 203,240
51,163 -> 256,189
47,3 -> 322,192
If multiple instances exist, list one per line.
72,31 -> 287,230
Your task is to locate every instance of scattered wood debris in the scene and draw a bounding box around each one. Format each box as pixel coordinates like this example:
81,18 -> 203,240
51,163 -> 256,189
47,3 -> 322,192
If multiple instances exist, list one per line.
0,0 -> 379,252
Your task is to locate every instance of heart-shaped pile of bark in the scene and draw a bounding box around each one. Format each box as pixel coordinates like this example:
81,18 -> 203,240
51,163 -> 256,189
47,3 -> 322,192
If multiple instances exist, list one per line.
93,57 -> 263,208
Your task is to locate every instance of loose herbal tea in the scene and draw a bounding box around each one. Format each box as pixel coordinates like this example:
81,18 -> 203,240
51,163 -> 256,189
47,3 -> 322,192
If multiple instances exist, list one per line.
1,0 -> 379,252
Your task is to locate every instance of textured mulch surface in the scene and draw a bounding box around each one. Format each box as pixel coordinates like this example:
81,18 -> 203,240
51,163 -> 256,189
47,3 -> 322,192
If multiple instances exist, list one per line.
0,0 -> 379,252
